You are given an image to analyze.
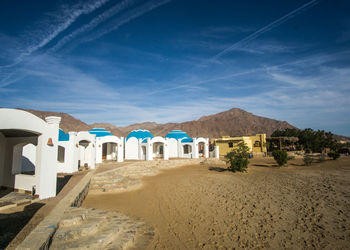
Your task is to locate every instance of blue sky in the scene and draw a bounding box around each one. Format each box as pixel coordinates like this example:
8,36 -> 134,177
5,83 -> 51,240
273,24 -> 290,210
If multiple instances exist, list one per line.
0,0 -> 350,135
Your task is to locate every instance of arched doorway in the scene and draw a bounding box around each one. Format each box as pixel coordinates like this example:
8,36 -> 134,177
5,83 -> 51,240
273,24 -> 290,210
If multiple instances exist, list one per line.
78,140 -> 92,169
102,142 -> 118,161
198,142 -> 205,157
153,142 -> 164,159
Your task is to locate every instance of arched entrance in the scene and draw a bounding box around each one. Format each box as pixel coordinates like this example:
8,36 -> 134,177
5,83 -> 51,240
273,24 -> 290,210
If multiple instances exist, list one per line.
0,109 -> 61,199
153,142 -> 164,159
102,142 -> 117,161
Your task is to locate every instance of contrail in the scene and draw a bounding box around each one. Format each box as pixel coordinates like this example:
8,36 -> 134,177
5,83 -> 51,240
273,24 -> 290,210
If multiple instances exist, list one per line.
23,0 -> 110,57
50,0 -> 140,52
212,0 -> 318,60
0,0 -> 110,69
82,0 -> 172,43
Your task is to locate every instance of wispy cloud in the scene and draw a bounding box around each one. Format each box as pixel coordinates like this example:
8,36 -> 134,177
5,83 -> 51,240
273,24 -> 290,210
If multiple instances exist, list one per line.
1,0 -> 110,68
212,0 -> 319,59
50,0 -> 139,52
82,0 -> 172,43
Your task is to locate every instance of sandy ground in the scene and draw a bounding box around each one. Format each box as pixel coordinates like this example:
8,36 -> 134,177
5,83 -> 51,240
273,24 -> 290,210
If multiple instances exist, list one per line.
83,157 -> 350,249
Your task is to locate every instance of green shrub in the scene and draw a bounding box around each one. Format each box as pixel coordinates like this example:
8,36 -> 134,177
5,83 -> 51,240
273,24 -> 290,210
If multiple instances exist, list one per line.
328,152 -> 340,160
303,155 -> 313,166
225,142 -> 250,172
272,150 -> 288,167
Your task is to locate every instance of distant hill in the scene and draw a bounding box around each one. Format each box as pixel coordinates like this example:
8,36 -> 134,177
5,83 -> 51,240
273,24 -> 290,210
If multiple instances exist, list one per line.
113,108 -> 296,138
20,108 -> 91,132
21,107 -> 349,141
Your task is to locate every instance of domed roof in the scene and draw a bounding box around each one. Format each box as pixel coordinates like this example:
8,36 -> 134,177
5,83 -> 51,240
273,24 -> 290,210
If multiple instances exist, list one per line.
165,130 -> 190,140
126,129 -> 154,141
89,128 -> 113,137
181,138 -> 193,143
58,129 -> 69,141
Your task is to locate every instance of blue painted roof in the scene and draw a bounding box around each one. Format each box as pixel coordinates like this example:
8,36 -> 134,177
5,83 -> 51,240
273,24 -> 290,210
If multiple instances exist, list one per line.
126,129 -> 154,141
58,129 -> 69,141
89,128 -> 113,137
181,138 -> 193,143
165,130 -> 190,140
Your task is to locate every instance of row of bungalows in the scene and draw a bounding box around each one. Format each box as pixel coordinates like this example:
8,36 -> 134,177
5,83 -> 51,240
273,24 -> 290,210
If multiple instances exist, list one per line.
0,109 -> 215,200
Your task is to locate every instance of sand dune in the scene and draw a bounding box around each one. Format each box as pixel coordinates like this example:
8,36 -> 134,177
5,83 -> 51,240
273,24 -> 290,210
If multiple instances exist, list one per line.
83,157 -> 350,249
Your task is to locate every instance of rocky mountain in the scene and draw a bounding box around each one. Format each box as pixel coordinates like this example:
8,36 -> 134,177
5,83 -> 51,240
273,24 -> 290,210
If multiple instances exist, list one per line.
20,109 -> 91,132
92,108 -> 296,138
22,107 -> 348,140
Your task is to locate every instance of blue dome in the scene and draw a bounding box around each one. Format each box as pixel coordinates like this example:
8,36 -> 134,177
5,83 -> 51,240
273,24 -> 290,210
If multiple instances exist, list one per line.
89,128 -> 113,137
58,129 -> 69,141
181,138 -> 193,143
165,130 -> 190,140
126,129 -> 154,141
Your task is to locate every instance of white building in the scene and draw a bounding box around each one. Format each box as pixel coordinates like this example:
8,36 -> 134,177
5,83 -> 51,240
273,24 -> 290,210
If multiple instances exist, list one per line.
89,128 -> 124,164
0,109 -> 61,199
125,129 -> 154,160
76,131 -> 96,169
125,129 -> 209,160
165,130 -> 209,159
57,129 -> 79,173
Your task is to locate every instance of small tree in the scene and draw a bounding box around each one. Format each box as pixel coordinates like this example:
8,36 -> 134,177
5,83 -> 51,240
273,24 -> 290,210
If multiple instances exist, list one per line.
328,152 -> 340,160
272,150 -> 288,167
225,142 -> 250,172
303,155 -> 313,166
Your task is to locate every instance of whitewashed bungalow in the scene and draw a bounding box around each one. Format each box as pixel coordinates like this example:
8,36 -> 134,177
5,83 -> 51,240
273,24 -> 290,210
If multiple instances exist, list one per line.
0,109 -> 60,199
57,129 -> 79,173
125,129 -> 154,160
89,128 -> 124,164
165,130 -> 209,159
76,131 -> 96,169
141,136 -> 169,160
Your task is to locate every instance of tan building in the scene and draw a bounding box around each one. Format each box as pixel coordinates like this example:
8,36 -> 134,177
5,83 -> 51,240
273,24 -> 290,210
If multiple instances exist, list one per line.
212,134 -> 267,157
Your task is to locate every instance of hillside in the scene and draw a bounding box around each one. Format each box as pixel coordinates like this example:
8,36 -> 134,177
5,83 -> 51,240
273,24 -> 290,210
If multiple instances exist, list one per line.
114,108 -> 296,138
22,107 -> 348,140
20,109 -> 91,132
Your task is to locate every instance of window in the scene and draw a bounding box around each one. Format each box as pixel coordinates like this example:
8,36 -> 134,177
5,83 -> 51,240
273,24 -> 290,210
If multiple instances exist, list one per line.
228,142 -> 233,148
184,145 -> 191,154
254,141 -> 261,147
57,146 -> 65,163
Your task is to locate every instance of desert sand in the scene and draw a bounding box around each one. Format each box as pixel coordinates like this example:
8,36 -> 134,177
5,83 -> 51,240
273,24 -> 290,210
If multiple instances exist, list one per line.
83,157 -> 350,249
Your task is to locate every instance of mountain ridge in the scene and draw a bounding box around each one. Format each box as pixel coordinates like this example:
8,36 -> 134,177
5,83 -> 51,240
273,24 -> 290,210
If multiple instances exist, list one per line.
18,107 -> 349,141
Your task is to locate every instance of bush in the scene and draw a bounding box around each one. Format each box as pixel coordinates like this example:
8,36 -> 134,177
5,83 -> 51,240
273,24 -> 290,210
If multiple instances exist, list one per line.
328,152 -> 340,160
303,155 -> 313,166
272,150 -> 288,167
225,142 -> 250,172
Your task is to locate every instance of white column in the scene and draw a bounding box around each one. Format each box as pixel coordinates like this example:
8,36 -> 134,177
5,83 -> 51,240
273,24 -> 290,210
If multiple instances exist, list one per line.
146,138 -> 153,161
95,139 -> 103,164
204,139 -> 209,158
68,132 -> 79,172
164,139 -> 169,160
215,146 -> 220,159
117,138 -> 124,162
90,140 -> 96,169
177,139 -> 182,158
138,139 -> 142,160
193,138 -> 199,159
37,116 -> 61,199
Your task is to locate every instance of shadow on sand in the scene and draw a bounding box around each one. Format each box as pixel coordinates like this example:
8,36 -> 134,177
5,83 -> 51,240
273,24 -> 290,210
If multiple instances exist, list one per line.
0,202 -> 44,249
208,166 -> 228,172
252,164 -> 280,168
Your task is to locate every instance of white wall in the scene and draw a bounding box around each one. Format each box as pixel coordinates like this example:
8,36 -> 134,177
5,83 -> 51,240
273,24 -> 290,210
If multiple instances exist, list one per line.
168,138 -> 178,158
125,137 -> 139,160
